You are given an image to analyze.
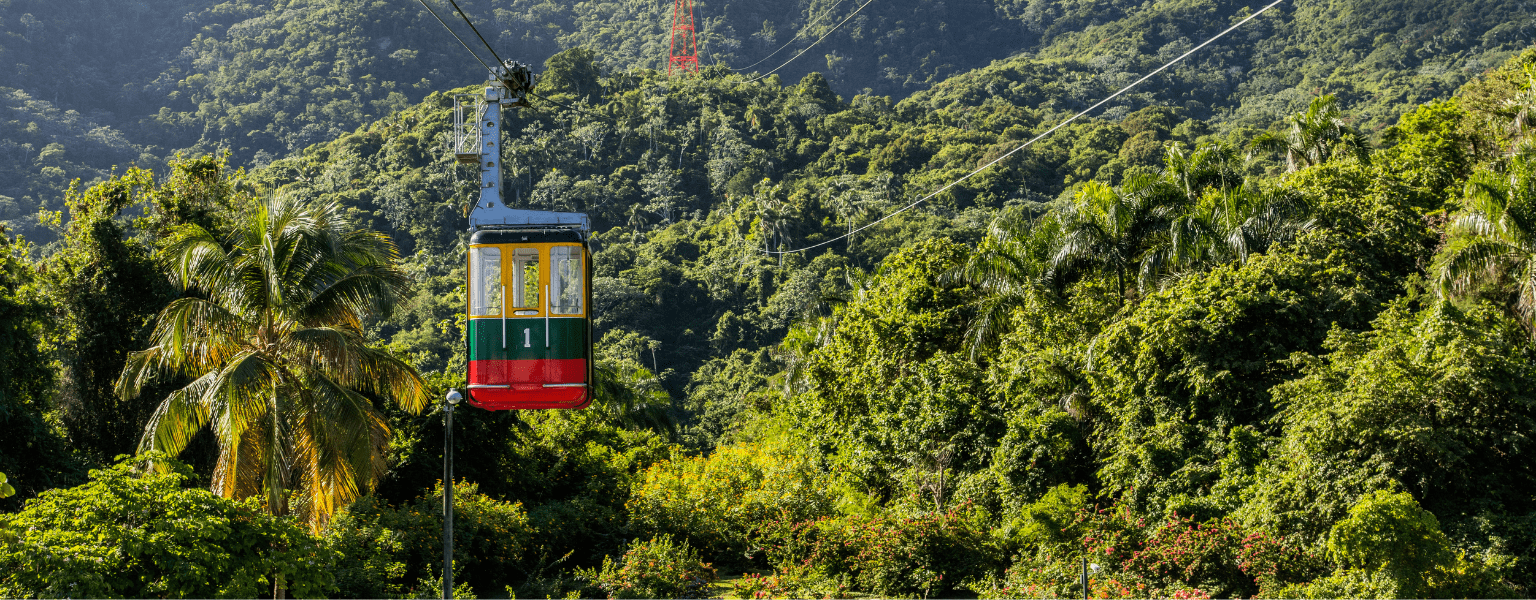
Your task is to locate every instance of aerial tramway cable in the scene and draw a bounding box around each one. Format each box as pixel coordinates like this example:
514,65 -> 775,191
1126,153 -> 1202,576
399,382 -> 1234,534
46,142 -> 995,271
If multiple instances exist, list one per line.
445,0 -> 509,67
737,0 -> 848,72
748,0 -> 877,82
415,0 -> 496,74
762,0 -> 1288,255
418,0 -> 620,126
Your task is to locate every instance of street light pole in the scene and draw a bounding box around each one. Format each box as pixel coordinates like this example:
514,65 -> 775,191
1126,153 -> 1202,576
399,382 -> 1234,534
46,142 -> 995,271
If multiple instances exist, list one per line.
1081,555 -> 1088,600
443,389 -> 462,600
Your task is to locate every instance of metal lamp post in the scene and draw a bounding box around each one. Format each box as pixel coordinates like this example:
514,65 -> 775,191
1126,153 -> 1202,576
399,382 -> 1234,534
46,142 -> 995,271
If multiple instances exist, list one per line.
1081,555 -> 1087,600
1083,559 -> 1100,600
442,389 -> 462,600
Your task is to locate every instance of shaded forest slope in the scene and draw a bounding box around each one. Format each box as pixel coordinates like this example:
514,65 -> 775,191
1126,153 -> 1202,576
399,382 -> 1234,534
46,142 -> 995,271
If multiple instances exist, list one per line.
3,0 -> 1534,242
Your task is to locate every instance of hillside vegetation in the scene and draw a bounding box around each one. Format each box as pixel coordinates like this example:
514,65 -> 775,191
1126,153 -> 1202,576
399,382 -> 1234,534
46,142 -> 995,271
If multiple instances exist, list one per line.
4,1 -> 1536,598
4,0 -> 1536,242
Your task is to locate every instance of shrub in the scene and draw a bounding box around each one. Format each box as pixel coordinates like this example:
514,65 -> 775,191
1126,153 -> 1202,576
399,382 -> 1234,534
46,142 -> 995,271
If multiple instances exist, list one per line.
978,505 -> 1318,599
730,563 -> 849,599
1273,490 -> 1517,598
1326,489 -> 1453,594
0,457 -> 335,598
627,441 -> 840,568
750,506 -> 999,598
324,481 -> 533,598
585,534 -> 718,599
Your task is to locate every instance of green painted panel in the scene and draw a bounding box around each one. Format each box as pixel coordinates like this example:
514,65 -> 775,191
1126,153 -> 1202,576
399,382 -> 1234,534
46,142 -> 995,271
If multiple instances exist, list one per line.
469,317 -> 587,361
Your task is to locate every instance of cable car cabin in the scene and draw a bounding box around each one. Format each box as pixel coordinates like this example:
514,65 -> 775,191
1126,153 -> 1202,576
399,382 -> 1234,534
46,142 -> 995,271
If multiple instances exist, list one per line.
466,228 -> 592,410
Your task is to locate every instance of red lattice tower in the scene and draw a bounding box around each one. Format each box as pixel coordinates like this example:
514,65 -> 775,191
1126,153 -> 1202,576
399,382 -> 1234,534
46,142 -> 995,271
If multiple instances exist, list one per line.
666,0 -> 699,75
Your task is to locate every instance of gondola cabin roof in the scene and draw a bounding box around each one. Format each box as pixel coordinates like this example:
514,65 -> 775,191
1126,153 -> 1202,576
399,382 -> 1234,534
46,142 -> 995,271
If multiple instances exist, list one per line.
469,228 -> 587,245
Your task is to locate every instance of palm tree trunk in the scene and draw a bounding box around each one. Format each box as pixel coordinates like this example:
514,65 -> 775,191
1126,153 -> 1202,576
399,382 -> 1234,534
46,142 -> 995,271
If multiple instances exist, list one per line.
1117,264 -> 1126,306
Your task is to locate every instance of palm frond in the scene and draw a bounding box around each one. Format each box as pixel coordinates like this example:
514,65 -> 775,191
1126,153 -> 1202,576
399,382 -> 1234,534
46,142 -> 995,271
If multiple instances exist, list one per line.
138,372 -> 218,458
292,372 -> 390,529
1436,236 -> 1522,298
592,363 -> 676,435
147,297 -> 251,372
298,265 -> 411,327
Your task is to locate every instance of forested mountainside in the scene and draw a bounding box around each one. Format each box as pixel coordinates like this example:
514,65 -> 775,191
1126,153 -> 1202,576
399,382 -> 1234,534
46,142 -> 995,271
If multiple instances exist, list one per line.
6,0 -> 1536,598
3,0 -> 1536,244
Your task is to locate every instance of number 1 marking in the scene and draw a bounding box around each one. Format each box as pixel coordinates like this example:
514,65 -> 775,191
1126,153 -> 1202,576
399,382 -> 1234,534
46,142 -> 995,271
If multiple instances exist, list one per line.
524,328 -> 531,348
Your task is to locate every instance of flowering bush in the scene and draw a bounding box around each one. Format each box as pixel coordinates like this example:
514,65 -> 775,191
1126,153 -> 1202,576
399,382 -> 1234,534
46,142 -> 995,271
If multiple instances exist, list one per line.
730,563 -> 851,599
587,535 -> 718,599
977,505 -> 1319,599
748,506 -> 999,597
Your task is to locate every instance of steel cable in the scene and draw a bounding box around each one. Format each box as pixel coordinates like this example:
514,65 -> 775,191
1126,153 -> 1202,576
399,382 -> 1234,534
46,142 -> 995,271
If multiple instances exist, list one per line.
414,0 -> 495,75
747,0 -> 876,83
763,0 -> 1288,255
737,0 -> 848,72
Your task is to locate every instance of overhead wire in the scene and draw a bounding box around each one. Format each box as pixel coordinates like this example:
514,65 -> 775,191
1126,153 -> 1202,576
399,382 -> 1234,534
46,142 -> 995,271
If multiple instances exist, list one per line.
763,0 -> 1288,255
420,0 -> 619,125
748,0 -> 876,82
414,0 -> 495,75
445,0 -> 508,67
737,0 -> 848,72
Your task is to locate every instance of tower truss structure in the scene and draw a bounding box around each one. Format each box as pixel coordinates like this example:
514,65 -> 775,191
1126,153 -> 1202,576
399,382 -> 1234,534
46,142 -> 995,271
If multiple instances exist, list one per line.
667,0 -> 699,75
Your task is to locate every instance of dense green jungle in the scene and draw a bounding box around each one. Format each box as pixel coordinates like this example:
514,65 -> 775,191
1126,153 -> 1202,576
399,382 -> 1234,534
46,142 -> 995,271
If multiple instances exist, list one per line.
6,0 -> 1536,598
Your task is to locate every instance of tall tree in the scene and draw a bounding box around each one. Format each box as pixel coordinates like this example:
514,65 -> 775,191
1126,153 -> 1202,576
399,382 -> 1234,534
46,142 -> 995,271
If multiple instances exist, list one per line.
0,227 -> 79,506
1250,94 -> 1371,172
42,169 -> 178,464
1162,142 -> 1244,203
118,194 -> 428,530
1502,65 -> 1536,154
1435,153 -> 1536,330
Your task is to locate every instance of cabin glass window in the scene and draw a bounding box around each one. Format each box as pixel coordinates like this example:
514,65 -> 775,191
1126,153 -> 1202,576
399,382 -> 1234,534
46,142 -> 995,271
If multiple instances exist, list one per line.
470,247 -> 501,316
511,248 -> 540,309
550,246 -> 583,315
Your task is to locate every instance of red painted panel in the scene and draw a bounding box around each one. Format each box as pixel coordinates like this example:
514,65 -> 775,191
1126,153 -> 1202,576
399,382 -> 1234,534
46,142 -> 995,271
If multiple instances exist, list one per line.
468,359 -> 589,410
543,358 -> 586,383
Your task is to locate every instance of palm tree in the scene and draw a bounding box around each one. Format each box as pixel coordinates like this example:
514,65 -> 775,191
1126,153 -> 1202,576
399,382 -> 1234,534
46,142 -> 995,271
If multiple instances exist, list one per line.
1435,153 -> 1536,329
1502,65 -> 1536,154
591,362 -> 675,435
753,180 -> 793,259
948,207 -> 1062,357
117,194 -> 428,531
1249,94 -> 1370,172
824,173 -> 894,248
827,181 -> 869,244
1051,174 -> 1180,303
1162,183 -> 1312,275
1162,142 -> 1243,202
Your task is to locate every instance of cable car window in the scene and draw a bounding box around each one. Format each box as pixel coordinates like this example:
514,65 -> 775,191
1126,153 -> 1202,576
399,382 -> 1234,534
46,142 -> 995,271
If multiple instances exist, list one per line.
470,247 -> 502,316
511,248 -> 540,309
550,246 -> 583,314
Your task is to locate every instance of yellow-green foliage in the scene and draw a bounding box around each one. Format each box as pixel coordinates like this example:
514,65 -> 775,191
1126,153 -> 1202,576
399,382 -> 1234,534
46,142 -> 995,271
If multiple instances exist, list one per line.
748,507 -> 999,598
1274,490 -> 1515,599
0,457 -> 336,598
627,439 -> 843,567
